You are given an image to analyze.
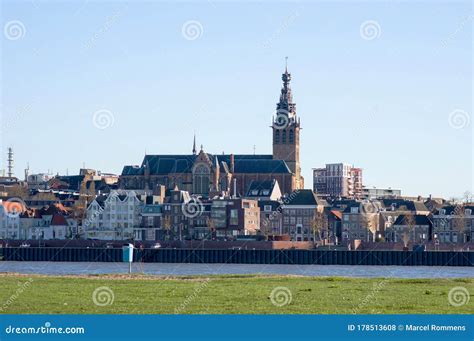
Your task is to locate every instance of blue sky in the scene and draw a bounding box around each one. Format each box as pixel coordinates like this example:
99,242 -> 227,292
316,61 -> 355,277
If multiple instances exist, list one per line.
1,0 -> 472,199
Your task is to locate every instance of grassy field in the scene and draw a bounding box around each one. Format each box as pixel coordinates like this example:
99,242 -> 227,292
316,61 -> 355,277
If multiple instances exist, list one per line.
0,274 -> 472,314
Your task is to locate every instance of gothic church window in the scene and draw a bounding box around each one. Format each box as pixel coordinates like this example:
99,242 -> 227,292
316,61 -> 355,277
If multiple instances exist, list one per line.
193,165 -> 210,195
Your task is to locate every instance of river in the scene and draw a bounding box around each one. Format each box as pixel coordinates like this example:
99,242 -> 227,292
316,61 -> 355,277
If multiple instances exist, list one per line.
0,261 -> 473,278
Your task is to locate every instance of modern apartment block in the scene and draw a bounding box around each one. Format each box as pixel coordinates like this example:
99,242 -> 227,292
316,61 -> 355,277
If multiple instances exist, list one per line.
313,163 -> 363,199
362,187 -> 401,199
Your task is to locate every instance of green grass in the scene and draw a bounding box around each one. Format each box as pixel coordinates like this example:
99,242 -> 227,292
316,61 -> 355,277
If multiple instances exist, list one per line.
0,274 -> 472,314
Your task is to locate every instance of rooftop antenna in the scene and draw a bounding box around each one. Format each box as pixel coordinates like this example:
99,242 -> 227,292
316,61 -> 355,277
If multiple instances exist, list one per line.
7,147 -> 13,178
285,56 -> 288,72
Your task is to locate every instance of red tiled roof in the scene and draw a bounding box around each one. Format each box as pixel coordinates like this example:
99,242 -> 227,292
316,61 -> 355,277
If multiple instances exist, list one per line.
51,213 -> 68,226
330,210 -> 342,220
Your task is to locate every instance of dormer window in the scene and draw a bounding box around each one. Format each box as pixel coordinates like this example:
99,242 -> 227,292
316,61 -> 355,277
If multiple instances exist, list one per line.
440,209 -> 446,215
465,209 -> 472,216
264,205 -> 272,212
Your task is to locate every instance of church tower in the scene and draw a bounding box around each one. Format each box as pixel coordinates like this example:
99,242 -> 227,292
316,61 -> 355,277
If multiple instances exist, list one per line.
272,62 -> 302,189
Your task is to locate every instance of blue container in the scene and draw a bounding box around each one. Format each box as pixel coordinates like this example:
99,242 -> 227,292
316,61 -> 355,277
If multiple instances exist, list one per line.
122,244 -> 134,263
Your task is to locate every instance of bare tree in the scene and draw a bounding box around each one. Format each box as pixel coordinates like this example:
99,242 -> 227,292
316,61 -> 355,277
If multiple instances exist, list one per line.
206,217 -> 216,240
162,215 -> 172,241
362,214 -> 379,242
463,191 -> 473,204
402,214 -> 416,247
310,211 -> 327,247
451,204 -> 466,244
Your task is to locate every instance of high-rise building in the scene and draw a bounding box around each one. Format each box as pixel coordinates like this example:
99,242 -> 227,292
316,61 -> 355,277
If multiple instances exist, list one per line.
312,163 -> 363,199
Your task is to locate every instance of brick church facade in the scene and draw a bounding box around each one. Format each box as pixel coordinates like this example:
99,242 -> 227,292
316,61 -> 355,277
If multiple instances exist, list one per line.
120,66 -> 304,196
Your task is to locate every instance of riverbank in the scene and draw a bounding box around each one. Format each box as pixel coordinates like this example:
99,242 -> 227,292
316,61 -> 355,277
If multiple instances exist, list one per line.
0,273 -> 472,314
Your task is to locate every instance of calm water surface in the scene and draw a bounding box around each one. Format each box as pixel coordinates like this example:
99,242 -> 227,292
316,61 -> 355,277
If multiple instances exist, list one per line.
0,261 -> 472,278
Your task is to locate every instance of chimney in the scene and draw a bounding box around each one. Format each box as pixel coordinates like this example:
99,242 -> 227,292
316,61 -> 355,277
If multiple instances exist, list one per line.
230,154 -> 235,173
24,163 -> 29,182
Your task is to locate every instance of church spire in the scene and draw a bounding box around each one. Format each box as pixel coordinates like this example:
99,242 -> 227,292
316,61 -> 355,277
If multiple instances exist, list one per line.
192,132 -> 197,155
278,57 -> 296,115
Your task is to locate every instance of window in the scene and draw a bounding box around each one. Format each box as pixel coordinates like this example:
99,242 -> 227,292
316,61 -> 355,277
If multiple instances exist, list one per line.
465,209 -> 472,216
274,130 -> 280,144
230,209 -> 238,225
289,129 -> 294,143
282,130 -> 286,143
193,165 -> 210,195
264,205 -> 272,212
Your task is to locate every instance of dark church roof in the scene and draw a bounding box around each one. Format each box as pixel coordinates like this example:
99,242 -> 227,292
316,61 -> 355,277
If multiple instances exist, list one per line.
246,179 -> 278,197
284,189 -> 321,206
393,214 -> 432,226
121,154 -> 291,176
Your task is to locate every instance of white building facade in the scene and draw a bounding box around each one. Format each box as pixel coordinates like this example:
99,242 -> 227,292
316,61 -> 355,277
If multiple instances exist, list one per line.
84,190 -> 143,240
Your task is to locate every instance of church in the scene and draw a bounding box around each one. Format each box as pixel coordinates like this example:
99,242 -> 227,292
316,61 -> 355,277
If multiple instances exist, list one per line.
120,66 -> 304,197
